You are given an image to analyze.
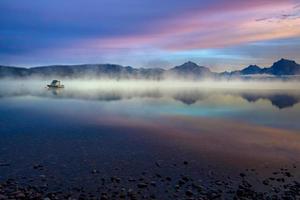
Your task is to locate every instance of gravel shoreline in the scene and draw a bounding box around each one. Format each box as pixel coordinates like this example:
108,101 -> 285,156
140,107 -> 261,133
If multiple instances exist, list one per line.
1,162 -> 299,200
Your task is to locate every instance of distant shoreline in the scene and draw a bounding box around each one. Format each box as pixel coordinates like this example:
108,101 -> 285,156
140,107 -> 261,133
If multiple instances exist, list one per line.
1,59 -> 300,79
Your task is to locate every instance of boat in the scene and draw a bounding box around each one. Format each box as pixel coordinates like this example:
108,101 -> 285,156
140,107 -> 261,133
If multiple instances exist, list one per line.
47,80 -> 64,88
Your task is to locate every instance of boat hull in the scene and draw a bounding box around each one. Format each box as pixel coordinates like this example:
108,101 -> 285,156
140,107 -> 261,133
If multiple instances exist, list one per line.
47,85 -> 64,88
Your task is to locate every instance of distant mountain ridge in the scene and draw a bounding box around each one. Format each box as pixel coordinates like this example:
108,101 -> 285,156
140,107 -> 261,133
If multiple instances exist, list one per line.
230,59 -> 300,76
167,61 -> 215,79
1,58 -> 300,79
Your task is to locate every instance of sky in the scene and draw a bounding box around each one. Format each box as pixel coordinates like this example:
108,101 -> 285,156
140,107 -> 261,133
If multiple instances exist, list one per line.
1,0 -> 300,71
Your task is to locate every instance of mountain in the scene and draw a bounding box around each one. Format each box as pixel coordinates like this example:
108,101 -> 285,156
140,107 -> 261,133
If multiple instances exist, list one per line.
240,65 -> 262,75
29,64 -> 138,78
169,61 -> 214,78
230,65 -> 262,75
232,59 -> 300,76
0,64 -> 165,79
0,65 -> 28,77
261,59 -> 300,75
0,58 -> 299,79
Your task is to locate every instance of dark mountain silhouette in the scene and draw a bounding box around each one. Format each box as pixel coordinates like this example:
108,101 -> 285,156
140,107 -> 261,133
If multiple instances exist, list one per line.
0,58 -> 299,79
261,59 -> 300,75
169,61 -> 214,78
0,64 -> 165,79
0,66 -> 28,77
231,59 -> 300,76
240,65 -> 262,75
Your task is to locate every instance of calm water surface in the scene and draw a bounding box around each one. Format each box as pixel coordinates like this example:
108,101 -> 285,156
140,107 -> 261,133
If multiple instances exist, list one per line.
0,81 -> 300,197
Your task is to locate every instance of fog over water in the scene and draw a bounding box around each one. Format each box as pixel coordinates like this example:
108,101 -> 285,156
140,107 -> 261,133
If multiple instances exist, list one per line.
1,78 -> 300,131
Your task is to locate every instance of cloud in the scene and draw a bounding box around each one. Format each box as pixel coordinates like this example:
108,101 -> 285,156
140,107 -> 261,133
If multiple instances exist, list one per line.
87,0 -> 300,51
0,0 -> 300,68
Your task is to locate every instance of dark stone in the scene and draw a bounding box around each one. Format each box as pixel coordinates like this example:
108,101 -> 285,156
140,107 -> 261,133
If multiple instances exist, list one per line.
185,190 -> 194,197
137,183 -> 147,189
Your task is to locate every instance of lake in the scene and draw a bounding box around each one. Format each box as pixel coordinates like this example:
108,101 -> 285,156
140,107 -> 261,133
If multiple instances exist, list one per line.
0,80 -> 300,199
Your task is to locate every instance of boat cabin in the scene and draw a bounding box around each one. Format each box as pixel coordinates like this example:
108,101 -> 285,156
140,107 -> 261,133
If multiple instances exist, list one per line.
47,80 -> 64,88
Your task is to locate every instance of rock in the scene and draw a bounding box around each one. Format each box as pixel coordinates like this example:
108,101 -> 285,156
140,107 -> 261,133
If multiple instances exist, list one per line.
178,180 -> 185,186
150,181 -> 156,187
181,176 -> 189,182
155,174 -> 162,178
155,162 -> 161,167
100,195 -> 108,200
111,176 -> 120,182
262,180 -> 269,185
185,190 -> 194,197
215,181 -> 222,186
127,188 -> 134,194
128,177 -> 136,182
137,183 -> 147,189
33,164 -> 43,170
15,191 -> 25,198
0,194 -> 8,199
285,172 -> 292,177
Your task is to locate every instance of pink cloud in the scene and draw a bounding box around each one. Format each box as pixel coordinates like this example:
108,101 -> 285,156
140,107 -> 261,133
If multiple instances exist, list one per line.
84,0 -> 300,52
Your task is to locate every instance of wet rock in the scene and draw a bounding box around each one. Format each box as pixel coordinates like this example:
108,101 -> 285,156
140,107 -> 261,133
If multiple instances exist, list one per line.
137,183 -> 147,189
185,190 -> 193,197
128,177 -> 136,182
277,178 -> 285,182
181,176 -> 189,182
155,161 -> 161,168
14,191 -> 26,198
33,164 -> 43,170
119,189 -> 126,198
285,172 -> 292,177
100,194 -> 108,200
110,176 -> 121,183
262,180 -> 269,185
150,181 -> 156,187
215,181 -> 222,186
155,174 -> 162,178
178,180 -> 185,186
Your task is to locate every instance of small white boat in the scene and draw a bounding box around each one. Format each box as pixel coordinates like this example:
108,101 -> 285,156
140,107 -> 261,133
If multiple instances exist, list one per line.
47,80 -> 64,88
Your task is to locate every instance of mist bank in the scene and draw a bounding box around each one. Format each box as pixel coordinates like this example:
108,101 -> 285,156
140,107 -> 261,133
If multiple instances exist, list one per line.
1,79 -> 300,110
1,58 -> 300,80
1,78 -> 300,90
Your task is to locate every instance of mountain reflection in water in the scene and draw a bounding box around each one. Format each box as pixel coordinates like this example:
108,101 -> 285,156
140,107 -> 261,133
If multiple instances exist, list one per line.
1,86 -> 300,109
